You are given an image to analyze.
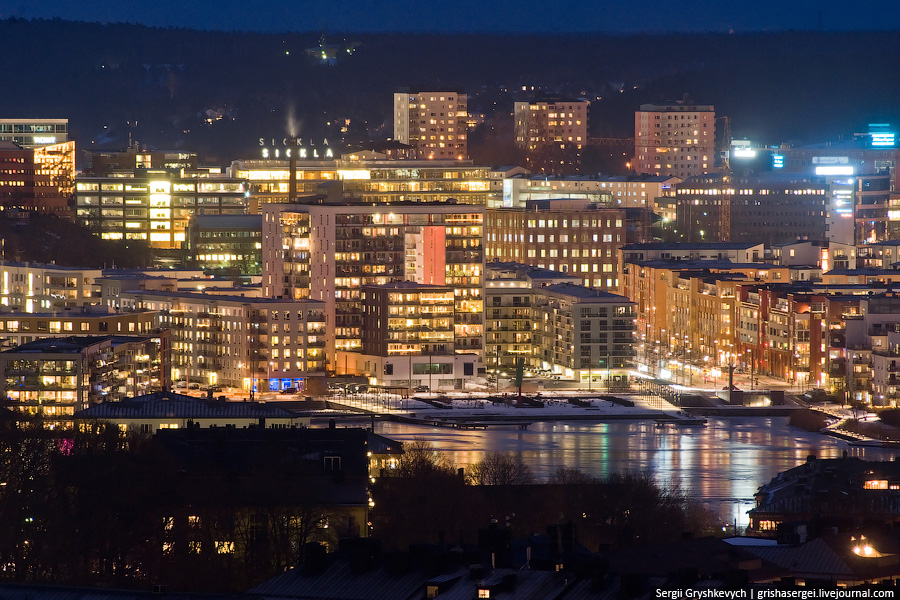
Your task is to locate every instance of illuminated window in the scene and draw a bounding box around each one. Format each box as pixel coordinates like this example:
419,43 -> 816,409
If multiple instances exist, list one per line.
215,541 -> 234,554
864,480 -> 889,490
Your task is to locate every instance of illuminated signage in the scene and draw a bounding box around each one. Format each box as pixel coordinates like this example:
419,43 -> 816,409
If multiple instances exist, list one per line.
258,137 -> 334,159
772,154 -> 784,169
812,156 -> 849,165
869,123 -> 896,148
730,140 -> 756,159
32,136 -> 57,144
871,132 -> 896,147
815,166 -> 854,176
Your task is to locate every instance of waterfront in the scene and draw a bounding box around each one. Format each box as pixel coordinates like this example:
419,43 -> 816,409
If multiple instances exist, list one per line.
376,416 -> 900,528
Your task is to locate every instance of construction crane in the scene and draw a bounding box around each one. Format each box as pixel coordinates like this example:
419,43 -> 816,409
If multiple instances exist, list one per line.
717,116 -> 732,242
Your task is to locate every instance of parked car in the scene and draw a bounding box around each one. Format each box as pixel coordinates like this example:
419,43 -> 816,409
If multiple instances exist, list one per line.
174,381 -> 187,389
188,382 -> 200,390
414,385 -> 430,393
280,387 -> 298,394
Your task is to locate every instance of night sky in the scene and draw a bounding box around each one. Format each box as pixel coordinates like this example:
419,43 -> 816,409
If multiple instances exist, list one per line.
5,0 -> 900,33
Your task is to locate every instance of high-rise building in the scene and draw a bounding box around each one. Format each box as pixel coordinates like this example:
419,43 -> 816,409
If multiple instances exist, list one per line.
634,102 -> 715,178
514,99 -> 589,174
393,91 -> 468,159
262,202 -> 485,371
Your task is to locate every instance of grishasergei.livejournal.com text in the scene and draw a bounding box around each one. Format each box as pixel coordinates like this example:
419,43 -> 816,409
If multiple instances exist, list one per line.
655,589 -> 896,600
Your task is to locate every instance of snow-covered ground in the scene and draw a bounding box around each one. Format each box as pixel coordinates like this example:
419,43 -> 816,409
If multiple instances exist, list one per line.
325,392 -> 685,421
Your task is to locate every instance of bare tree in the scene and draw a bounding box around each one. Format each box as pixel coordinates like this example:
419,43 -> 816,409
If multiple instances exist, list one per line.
392,438 -> 455,479
468,452 -> 534,485
547,467 -> 598,485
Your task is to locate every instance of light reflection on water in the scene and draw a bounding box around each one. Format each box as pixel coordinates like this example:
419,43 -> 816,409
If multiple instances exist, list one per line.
376,417 -> 900,527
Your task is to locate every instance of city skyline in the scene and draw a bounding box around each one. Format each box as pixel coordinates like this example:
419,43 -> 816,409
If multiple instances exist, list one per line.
5,0 -> 900,33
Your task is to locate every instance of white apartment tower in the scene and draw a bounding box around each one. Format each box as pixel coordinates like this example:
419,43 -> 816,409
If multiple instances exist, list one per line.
634,102 -> 716,179
393,91 -> 468,159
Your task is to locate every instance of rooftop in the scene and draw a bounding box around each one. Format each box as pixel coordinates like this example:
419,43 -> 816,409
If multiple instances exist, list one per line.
1,335 -> 155,355
544,283 -> 633,302
621,242 -> 762,251
189,214 -> 262,229
74,391 -> 296,421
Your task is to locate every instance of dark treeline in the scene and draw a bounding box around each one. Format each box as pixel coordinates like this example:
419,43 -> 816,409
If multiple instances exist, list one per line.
0,416 -> 715,593
0,414 -> 342,592
372,439 -> 716,553
0,18 -> 898,165
0,213 -> 153,267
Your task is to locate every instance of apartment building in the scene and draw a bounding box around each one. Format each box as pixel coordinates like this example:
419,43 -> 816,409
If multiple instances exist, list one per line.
0,334 -> 168,427
116,290 -> 326,393
634,102 -> 715,178
514,99 -> 589,174
486,200 -> 626,291
357,282 -> 479,389
262,203 -> 484,367
0,309 -> 159,349
0,261 -> 101,312
533,284 -> 636,385
484,262 -> 578,373
483,262 -> 635,384
393,91 -> 468,159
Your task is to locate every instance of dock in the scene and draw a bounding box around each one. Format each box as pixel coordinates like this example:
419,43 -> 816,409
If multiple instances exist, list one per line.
394,414 -> 533,429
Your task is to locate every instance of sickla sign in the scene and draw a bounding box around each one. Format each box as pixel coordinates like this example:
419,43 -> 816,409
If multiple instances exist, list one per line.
259,137 -> 334,159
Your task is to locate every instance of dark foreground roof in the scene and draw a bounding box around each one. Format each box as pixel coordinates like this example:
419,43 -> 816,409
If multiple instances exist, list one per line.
74,391 -> 295,421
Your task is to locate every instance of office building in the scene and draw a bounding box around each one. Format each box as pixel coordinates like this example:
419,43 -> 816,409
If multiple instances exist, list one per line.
634,102 -> 715,178
229,158 -> 490,212
0,118 -> 68,147
84,146 -> 199,176
0,141 -> 72,214
393,91 -> 468,159
674,173 -> 828,245
74,170 -> 249,249
486,199 -> 626,290
186,214 -> 263,274
495,173 -> 679,210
